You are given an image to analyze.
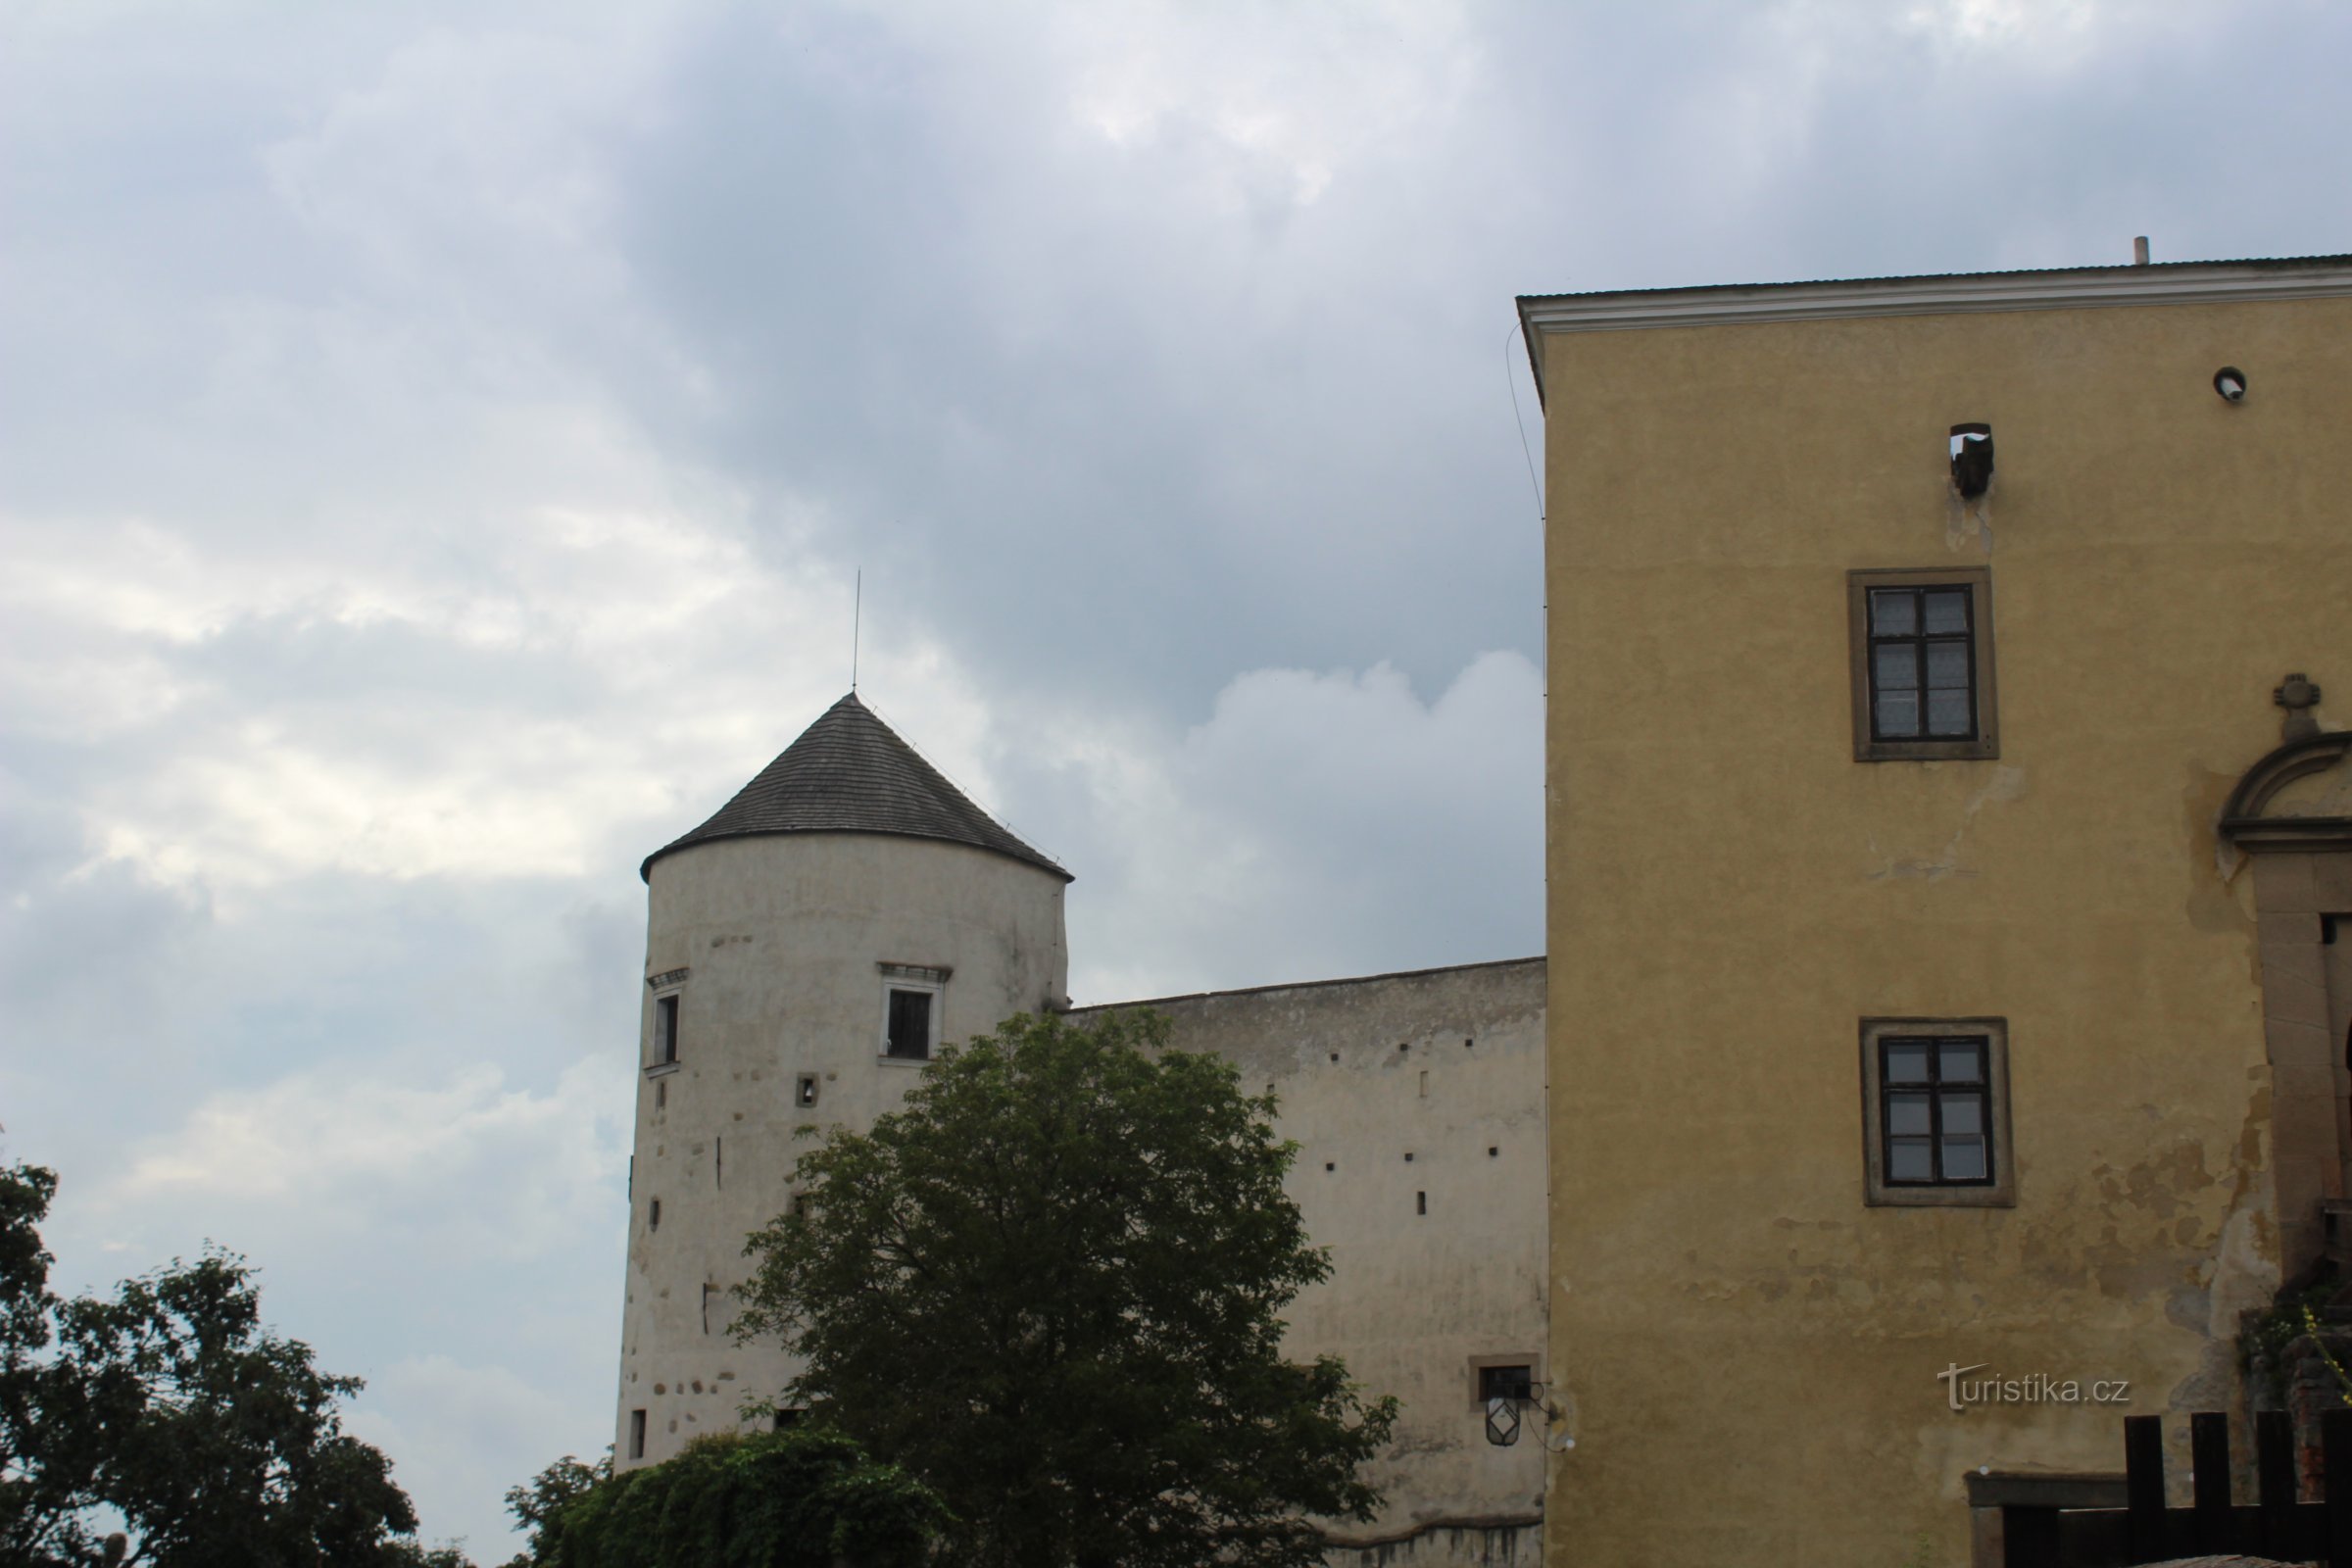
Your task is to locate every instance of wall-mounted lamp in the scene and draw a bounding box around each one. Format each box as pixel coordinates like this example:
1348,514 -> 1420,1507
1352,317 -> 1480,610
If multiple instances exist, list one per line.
2214,367 -> 2247,403
1949,423 -> 1994,500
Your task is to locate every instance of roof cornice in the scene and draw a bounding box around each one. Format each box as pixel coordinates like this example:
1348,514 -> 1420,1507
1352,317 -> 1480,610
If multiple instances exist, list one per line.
1517,258 -> 2352,338
1513,256 -> 2352,407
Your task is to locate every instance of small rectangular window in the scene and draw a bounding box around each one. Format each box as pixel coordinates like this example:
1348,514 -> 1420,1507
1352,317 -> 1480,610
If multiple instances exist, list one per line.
796,1073 -> 819,1107
1848,568 -> 1997,761
1860,1017 -> 2014,1206
629,1408 -> 647,1459
885,988 -> 933,1059
773,1407 -> 804,1430
1415,1191 -> 1427,1215
649,1199 -> 662,1231
656,995 -> 680,1065
1478,1364 -> 1534,1403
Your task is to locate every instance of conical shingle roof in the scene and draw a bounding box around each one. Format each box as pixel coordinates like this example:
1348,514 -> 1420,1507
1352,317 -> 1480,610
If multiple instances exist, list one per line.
640,693 -> 1070,883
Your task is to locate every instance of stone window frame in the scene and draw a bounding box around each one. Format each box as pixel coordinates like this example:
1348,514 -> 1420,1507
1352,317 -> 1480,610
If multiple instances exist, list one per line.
645,969 -> 689,1075
1859,1017 -> 2016,1207
1848,566 -> 2000,762
877,962 -> 949,1064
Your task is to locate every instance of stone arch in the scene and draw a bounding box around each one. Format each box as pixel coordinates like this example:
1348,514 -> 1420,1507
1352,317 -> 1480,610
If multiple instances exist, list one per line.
2221,729 -> 2352,1280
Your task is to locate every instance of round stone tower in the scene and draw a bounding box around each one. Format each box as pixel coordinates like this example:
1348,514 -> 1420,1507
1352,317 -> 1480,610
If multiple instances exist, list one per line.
613,692 -> 1070,1468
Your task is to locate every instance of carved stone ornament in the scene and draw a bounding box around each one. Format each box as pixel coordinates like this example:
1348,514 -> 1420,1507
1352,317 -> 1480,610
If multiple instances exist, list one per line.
2276,672 -> 2325,742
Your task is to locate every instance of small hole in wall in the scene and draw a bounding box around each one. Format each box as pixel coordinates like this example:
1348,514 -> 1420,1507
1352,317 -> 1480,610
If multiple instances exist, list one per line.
1489,1147 -> 1499,1158
1464,1037 -> 1474,1049
1416,1192 -> 1427,1216
650,1200 -> 662,1231
1418,1070 -> 1428,1098
1325,1162 -> 1335,1172
656,1081 -> 665,1109
1330,1052 -> 1340,1062
1398,1042 -> 1409,1054
1403,1152 -> 1414,1162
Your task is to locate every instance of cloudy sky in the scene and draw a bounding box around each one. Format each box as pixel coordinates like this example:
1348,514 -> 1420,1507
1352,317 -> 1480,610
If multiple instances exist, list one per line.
4,0 -> 2346,1552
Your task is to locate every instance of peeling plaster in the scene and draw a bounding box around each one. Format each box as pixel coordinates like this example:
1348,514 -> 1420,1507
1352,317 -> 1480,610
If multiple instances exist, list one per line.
1866,764 -> 2027,880
1945,487 -> 1994,555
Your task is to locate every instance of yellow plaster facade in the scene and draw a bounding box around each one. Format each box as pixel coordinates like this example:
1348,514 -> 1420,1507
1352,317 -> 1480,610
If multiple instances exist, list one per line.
1523,260 -> 2352,1565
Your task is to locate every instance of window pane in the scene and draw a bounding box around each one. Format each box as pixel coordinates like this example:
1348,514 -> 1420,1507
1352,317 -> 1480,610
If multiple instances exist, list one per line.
1926,689 -> 1971,736
1870,589 -> 1917,636
1875,644 -> 1919,691
1887,1093 -> 1932,1136
1940,1092 -> 1983,1135
1876,691 -> 1920,737
1938,1042 -> 1984,1082
1888,1138 -> 1935,1181
1941,1136 -> 1987,1181
1885,1043 -> 1931,1083
886,989 -> 932,1058
1923,591 -> 1968,635
1925,640 -> 1970,689
1479,1364 -> 1534,1402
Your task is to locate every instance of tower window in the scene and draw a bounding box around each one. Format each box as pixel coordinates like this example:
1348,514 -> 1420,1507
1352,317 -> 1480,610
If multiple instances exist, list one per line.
655,994 -> 680,1065
885,988 -> 933,1059
629,1408 -> 647,1460
1416,1191 -> 1427,1215
796,1074 -> 819,1107
649,1200 -> 662,1231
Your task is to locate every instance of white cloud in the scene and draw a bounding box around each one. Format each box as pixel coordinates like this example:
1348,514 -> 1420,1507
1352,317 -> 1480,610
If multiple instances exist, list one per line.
1056,651 -> 1544,1003
97,1056 -> 629,1264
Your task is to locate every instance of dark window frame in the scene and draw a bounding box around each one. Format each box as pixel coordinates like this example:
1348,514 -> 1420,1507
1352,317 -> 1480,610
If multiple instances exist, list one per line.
1859,1017 -> 2015,1207
1467,1353 -> 1542,1406
654,993 -> 680,1066
884,987 -> 933,1060
1847,567 -> 1998,761
1478,1364 -> 1534,1403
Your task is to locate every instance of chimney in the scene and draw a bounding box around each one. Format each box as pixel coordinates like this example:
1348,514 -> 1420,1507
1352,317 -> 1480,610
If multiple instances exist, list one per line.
2132,236 -> 2150,266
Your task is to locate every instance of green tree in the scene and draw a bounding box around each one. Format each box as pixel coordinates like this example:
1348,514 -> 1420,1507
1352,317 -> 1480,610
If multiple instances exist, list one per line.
0,1160 -> 470,1567
500,1429 -> 943,1568
499,1451 -> 609,1568
734,1009 -> 1397,1568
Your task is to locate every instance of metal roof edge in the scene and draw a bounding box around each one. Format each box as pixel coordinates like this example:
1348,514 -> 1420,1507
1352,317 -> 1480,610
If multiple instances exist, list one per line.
1516,256 -> 2352,341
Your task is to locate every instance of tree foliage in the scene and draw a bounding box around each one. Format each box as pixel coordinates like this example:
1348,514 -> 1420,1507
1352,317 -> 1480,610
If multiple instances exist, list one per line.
500,1429 -> 943,1568
733,1009 -> 1397,1568
0,1160 -> 468,1567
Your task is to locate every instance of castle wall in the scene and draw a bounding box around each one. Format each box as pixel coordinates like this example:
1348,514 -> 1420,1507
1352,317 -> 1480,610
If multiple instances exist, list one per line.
615,831 -> 1069,1468
1079,956 -> 1548,1566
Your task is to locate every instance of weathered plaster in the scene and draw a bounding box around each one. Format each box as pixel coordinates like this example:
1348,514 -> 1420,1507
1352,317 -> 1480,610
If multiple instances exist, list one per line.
1534,282 -> 2351,1565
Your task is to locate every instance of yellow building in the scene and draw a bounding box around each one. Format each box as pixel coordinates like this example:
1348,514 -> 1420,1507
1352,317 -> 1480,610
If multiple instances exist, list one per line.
1519,256 -> 2352,1565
